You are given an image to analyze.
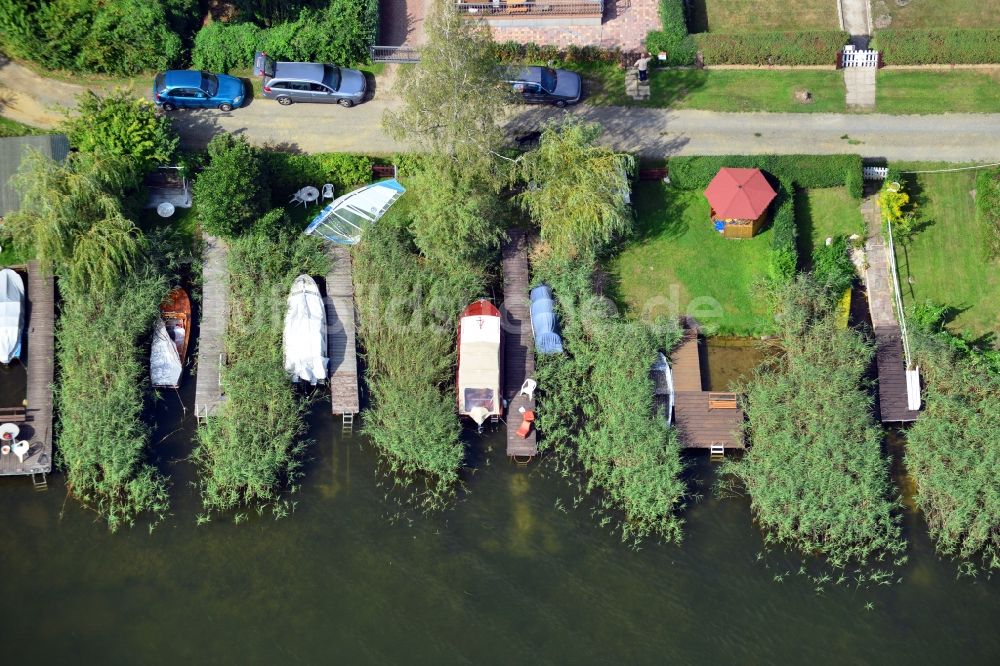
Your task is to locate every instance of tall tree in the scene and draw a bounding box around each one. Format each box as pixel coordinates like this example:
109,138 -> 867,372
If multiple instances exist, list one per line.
382,1 -> 507,181
515,118 -> 634,260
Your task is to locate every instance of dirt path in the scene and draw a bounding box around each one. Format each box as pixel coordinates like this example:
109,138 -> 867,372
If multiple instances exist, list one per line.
839,0 -> 872,45
0,58 -> 90,126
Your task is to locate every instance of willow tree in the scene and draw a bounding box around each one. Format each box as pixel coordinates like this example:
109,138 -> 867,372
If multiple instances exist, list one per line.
382,0 -> 507,181
5,150 -> 145,295
515,118 -> 634,260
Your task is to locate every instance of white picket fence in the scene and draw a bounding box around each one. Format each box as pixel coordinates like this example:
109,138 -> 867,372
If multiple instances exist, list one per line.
863,166 -> 889,181
842,45 -> 880,68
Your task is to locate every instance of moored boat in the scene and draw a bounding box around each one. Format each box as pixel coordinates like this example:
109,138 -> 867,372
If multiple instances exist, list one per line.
457,299 -> 503,427
0,268 -> 24,365
151,287 -> 192,388
283,275 -> 328,385
652,351 -> 675,426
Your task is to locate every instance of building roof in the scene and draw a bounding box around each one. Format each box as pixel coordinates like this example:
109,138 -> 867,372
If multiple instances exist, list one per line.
704,167 -> 777,219
0,134 -> 70,217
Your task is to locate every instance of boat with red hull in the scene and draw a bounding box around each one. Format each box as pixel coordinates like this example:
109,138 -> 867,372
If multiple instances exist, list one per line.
456,299 -> 503,427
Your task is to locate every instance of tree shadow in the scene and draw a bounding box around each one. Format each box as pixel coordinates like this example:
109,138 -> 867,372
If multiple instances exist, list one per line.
793,189 -> 815,271
649,69 -> 710,108
629,183 -> 691,242
686,0 -> 710,33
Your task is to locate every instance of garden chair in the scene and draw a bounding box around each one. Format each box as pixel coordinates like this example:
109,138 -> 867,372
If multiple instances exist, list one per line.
518,378 -> 537,401
322,183 -> 335,201
515,410 -> 535,438
289,190 -> 307,207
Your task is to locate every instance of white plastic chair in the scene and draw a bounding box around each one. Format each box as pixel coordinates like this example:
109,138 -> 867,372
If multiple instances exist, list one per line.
519,378 -> 537,401
289,190 -> 307,207
322,183 -> 335,201
12,440 -> 28,463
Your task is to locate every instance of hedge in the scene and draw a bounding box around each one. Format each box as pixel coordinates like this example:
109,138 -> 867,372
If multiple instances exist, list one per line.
694,31 -> 848,66
872,29 -> 1000,65
769,178 -> 797,283
262,152 -> 375,202
645,0 -> 697,66
492,41 -> 622,64
667,154 -> 863,194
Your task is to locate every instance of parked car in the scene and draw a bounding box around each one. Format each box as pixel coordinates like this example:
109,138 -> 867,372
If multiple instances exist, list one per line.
254,52 -> 366,108
153,70 -> 244,112
504,66 -> 582,107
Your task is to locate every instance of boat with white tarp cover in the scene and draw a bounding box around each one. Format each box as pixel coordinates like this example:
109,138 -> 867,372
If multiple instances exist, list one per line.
304,179 -> 406,244
0,268 -> 25,365
151,287 -> 192,388
652,351 -> 675,426
283,275 -> 328,384
457,299 -> 503,427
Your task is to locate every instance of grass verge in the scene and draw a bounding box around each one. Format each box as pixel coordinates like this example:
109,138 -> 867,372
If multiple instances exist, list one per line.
877,70 -> 1000,114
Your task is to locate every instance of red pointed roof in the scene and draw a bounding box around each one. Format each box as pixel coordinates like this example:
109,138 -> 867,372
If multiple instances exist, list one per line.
704,168 -> 777,219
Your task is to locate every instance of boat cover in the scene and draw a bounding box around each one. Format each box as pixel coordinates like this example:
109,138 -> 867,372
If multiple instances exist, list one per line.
529,285 -> 563,354
150,317 -> 182,386
283,275 -> 328,384
304,179 -> 406,245
458,313 -> 501,423
0,269 -> 24,364
652,352 -> 675,426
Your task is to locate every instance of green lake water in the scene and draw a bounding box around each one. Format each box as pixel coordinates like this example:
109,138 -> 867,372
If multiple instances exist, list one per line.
0,348 -> 998,664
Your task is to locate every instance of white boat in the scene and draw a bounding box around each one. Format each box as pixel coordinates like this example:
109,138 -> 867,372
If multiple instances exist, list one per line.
457,299 -> 503,427
151,287 -> 191,388
0,269 -> 25,365
652,352 -> 675,426
283,275 -> 328,385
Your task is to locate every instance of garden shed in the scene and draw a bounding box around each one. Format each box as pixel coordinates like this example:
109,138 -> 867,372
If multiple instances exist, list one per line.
704,167 -> 777,239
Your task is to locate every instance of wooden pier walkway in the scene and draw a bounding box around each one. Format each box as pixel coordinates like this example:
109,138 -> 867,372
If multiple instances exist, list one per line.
195,235 -> 228,420
667,322 -> 744,450
861,193 -> 920,423
326,245 -> 359,416
502,230 -> 537,458
0,261 -> 54,477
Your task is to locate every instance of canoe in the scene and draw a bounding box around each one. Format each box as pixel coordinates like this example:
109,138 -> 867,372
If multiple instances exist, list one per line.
652,351 -> 675,426
0,269 -> 24,365
283,275 -> 328,385
151,287 -> 191,388
457,299 -> 503,426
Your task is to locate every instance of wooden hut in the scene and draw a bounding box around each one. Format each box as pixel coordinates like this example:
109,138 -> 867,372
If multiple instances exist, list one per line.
704,168 -> 777,239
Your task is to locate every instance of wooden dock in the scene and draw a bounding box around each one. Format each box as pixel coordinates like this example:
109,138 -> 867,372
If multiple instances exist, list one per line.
667,322 -> 744,450
195,235 -> 228,420
874,325 -> 920,423
502,230 -> 537,458
326,245 -> 359,416
0,261 -> 54,477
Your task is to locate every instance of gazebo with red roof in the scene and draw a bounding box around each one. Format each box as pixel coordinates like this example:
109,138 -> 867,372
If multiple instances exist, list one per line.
704,168 -> 777,239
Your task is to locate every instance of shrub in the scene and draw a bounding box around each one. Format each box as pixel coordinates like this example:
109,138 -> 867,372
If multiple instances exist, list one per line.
62,90 -> 178,175
263,151 -> 374,201
694,31 -> 848,66
975,167 -> 1000,259
668,155 -> 862,190
723,276 -> 905,568
812,236 -> 856,296
769,179 -> 797,284
191,20 -> 263,72
645,0 -> 696,66
194,134 -> 271,238
872,29 -> 1000,65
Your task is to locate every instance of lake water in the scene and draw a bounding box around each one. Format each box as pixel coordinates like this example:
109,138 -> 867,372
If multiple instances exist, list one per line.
0,351 -> 998,663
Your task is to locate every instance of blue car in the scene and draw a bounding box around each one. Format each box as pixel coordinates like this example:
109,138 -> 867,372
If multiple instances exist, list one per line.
153,70 -> 244,112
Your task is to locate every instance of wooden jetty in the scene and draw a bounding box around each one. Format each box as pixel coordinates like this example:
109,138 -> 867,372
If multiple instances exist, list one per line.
874,325 -> 920,423
195,235 -> 228,421
667,322 -> 744,454
326,245 -> 359,420
0,261 -> 54,480
502,230 -> 537,458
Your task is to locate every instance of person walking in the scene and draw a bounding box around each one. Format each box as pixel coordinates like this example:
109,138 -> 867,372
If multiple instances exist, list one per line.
634,52 -> 652,83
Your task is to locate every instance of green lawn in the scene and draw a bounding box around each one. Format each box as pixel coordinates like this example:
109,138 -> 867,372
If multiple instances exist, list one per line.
870,0 -> 1000,29
688,0 -> 838,32
794,187 -> 865,266
577,63 -> 847,112
891,164 -> 1000,339
877,70 -> 1000,114
610,182 -> 776,336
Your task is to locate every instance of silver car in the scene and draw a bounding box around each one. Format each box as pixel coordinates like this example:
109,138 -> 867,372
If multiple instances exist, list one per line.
254,52 -> 366,108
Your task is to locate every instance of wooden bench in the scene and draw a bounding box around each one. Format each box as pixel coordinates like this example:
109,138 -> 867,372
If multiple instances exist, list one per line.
372,165 -> 396,180
0,407 -> 27,423
708,392 -> 738,410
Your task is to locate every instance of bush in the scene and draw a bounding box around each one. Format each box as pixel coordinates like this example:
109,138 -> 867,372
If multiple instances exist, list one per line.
723,277 -> 904,568
194,134 -> 271,238
62,90 -> 178,175
263,151 -> 374,201
769,179 -> 797,284
191,20 -> 263,72
694,31 -> 848,66
645,0 -> 696,66
490,41 -> 620,65
812,236 -> 856,296
0,0 -> 183,75
668,154 -> 862,190
975,167 -> 1000,259
872,29 -> 1000,65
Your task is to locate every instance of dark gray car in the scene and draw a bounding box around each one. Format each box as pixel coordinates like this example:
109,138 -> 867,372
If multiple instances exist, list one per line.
504,66 -> 582,107
254,52 -> 366,108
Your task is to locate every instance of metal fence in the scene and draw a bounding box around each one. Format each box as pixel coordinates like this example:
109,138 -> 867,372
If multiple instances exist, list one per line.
370,46 -> 420,63
455,0 -> 604,16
